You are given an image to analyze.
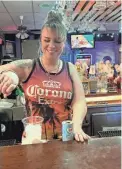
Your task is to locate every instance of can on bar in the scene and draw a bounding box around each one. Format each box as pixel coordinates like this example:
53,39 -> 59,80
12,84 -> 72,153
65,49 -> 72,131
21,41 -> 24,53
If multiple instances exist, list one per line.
62,120 -> 74,141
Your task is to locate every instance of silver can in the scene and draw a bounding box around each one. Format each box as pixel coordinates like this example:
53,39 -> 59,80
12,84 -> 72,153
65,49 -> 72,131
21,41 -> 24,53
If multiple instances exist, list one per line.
62,120 -> 74,141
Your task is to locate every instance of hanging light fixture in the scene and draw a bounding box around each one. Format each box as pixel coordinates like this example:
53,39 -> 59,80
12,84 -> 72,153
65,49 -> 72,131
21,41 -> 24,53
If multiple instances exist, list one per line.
16,16 -> 29,40
16,30 -> 29,40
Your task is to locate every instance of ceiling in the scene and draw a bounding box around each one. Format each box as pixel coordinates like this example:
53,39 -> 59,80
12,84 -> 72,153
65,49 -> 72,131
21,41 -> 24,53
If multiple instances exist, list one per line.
0,0 -> 121,33
69,0 -> 121,32
0,1 -> 56,32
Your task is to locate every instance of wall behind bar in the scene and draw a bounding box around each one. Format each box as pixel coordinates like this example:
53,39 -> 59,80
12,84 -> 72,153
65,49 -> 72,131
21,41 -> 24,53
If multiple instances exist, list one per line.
72,33 -> 120,64
1,33 -> 120,64
84,41 -> 117,64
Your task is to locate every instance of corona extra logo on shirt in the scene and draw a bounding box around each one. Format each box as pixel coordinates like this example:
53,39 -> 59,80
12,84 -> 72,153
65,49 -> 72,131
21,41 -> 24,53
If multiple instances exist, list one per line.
26,85 -> 72,99
42,80 -> 61,88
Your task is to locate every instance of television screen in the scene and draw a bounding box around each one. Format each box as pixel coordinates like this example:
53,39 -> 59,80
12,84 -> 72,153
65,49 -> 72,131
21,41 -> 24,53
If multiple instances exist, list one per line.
71,34 -> 94,48
76,54 -> 92,66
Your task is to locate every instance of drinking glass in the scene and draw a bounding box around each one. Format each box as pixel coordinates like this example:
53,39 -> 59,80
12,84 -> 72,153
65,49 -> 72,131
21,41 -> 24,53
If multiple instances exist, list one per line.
22,116 -> 43,145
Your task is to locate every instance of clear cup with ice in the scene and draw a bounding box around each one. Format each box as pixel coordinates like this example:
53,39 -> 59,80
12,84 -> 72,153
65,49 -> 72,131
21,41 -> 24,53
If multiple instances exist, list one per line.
22,116 -> 43,145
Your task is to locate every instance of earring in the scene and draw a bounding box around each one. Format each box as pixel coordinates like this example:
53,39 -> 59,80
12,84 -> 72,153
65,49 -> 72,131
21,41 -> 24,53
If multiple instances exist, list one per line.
38,43 -> 43,56
39,42 -> 43,53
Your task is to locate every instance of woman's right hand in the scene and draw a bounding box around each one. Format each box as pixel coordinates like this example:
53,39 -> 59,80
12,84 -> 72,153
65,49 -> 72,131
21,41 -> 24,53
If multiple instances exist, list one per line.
0,71 -> 19,97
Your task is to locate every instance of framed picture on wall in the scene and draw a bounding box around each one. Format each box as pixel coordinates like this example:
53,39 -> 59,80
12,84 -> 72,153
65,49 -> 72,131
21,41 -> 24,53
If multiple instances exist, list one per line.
5,40 -> 15,57
76,54 -> 92,66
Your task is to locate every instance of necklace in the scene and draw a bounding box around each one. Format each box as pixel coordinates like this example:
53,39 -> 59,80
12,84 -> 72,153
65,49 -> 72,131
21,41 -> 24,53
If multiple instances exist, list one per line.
40,58 -> 61,80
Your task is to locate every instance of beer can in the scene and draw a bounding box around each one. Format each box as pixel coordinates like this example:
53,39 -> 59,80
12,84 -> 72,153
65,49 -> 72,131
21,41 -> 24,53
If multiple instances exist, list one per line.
62,120 -> 74,141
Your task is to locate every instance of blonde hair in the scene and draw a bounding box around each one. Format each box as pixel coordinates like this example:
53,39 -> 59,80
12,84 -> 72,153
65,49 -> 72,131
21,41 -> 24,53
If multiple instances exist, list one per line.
41,10 -> 67,41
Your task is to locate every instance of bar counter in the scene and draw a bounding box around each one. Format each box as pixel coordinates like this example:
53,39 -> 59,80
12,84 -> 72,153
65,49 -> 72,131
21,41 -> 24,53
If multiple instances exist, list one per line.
85,93 -> 121,106
0,136 -> 121,169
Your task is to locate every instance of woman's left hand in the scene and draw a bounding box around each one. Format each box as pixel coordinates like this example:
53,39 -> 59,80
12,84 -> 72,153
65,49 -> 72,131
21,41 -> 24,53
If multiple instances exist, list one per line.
74,129 -> 91,142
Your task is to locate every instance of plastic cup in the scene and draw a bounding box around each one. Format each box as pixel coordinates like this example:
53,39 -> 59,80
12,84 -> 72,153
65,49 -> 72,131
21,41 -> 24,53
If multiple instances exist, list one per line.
22,116 -> 43,144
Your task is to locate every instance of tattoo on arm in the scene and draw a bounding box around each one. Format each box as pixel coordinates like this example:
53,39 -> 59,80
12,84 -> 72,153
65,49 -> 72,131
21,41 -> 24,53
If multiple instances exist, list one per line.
10,59 -> 33,69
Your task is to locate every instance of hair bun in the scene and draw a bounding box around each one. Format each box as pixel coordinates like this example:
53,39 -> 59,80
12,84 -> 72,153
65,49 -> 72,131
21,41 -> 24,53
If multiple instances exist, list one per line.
46,10 -> 63,23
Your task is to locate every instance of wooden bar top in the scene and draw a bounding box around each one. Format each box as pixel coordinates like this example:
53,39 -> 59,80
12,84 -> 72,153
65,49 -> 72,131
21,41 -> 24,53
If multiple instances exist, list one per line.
85,93 -> 121,106
85,92 -> 121,97
0,136 -> 121,169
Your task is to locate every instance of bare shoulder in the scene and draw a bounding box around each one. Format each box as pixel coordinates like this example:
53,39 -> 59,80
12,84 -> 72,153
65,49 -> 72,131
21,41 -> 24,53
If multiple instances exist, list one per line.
10,59 -> 33,68
68,62 -> 77,75
67,62 -> 85,102
0,59 -> 33,70
11,59 -> 33,82
68,62 -> 82,83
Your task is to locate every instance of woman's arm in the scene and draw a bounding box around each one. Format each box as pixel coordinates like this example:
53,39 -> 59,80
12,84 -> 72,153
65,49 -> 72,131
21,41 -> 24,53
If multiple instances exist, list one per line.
0,59 -> 33,96
0,59 -> 33,82
68,62 -> 90,142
